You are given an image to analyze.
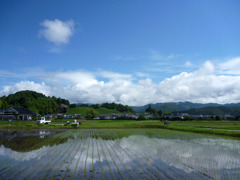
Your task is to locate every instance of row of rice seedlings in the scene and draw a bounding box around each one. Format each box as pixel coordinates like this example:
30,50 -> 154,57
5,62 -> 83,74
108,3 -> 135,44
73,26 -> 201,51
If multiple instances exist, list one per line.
91,130 -> 95,180
155,140 -> 214,180
100,133 -> 139,179
109,129 -> 212,180
98,130 -> 133,179
72,130 -> 91,179
51,130 -> 86,179
0,130 -> 69,175
97,130 -> 131,179
82,130 -> 91,180
72,131 -> 88,179
94,131 -> 105,180
1,130 -> 74,179
97,131 -> 115,180
84,130 -> 96,180
107,129 -> 173,177
104,130 -> 158,180
39,130 -> 84,179
99,130 -> 153,179
87,130 -> 98,179
113,130 -> 177,179
26,130 -> 81,179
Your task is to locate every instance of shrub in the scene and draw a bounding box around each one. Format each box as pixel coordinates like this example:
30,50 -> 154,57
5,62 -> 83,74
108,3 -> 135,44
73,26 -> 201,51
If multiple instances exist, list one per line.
71,124 -> 78,128
25,124 -> 33,127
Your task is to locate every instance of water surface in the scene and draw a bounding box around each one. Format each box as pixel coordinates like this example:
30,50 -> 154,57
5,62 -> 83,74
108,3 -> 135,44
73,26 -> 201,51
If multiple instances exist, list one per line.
0,129 -> 239,179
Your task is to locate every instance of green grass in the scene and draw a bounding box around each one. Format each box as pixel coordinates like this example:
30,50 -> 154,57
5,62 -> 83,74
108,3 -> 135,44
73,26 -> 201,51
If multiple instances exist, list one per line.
0,120 -> 240,138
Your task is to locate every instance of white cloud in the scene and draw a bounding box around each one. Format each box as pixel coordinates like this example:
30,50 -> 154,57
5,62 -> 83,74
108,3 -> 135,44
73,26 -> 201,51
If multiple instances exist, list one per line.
1,58 -> 240,105
99,71 -> 132,80
0,81 -> 49,97
39,19 -> 74,46
218,57 -> 240,75
185,61 -> 192,67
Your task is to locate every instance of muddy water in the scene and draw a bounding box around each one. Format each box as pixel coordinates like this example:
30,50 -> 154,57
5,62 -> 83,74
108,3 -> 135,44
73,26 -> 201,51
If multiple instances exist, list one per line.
0,129 -> 239,179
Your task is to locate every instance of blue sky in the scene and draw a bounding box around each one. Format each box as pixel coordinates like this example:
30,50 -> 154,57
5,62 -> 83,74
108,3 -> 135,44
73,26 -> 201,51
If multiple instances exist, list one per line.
1,0 -> 240,105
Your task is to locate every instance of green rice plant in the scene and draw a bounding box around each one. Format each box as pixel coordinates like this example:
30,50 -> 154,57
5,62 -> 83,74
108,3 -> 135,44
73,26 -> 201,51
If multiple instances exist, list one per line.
38,130 -> 81,179
53,131 -> 85,180
105,130 -> 159,179
99,133 -> 126,179
25,124 -> 33,127
2,130 -> 73,179
28,131 -> 78,179
94,131 -> 105,180
91,130 -> 95,180
82,130 -> 91,180
103,136 -> 134,179
100,130 -> 146,179
97,132 -> 115,180
72,131 -> 88,179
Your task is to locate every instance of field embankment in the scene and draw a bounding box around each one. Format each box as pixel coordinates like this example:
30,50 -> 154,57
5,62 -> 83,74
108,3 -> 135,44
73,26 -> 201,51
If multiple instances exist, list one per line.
0,120 -> 240,138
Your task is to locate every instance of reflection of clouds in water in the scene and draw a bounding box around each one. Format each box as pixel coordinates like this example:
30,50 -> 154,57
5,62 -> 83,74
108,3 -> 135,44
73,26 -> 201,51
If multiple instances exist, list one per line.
0,144 -> 59,161
1,132 -> 240,180
117,135 -> 240,174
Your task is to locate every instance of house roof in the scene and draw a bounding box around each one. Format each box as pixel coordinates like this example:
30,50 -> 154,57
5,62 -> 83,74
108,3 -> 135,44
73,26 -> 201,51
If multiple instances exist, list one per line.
10,107 -> 35,115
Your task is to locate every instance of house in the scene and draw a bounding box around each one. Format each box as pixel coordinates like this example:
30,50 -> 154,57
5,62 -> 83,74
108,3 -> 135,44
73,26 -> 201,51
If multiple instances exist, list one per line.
0,107 -> 35,121
44,114 -> 52,120
223,114 -> 236,120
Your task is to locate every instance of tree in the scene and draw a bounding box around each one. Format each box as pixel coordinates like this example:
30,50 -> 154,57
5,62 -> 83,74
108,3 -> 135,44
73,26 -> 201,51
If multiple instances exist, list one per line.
145,105 -> 156,114
91,104 -> 100,109
215,115 -> 222,120
157,109 -> 162,116
138,113 -> 146,120
69,104 -> 77,108
85,109 -> 98,120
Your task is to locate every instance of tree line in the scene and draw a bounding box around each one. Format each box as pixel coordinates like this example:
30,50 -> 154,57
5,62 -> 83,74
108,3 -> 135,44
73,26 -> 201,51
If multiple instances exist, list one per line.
70,102 -> 135,113
0,90 -> 70,115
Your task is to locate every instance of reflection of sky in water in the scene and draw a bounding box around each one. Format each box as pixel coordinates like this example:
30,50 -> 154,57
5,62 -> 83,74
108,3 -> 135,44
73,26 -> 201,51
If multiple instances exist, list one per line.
0,144 -> 56,161
116,135 -> 240,179
0,130 -> 240,179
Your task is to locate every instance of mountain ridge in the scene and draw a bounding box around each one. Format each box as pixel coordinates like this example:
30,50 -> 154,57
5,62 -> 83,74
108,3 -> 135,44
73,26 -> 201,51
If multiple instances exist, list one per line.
132,101 -> 240,115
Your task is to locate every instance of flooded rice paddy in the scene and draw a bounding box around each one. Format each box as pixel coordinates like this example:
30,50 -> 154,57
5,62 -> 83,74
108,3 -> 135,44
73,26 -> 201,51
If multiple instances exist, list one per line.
0,129 -> 240,179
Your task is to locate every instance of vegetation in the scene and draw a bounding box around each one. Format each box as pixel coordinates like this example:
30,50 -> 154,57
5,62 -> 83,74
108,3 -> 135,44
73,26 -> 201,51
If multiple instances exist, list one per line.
0,120 -> 240,138
67,106 -> 119,116
0,90 -> 69,115
67,102 -> 135,116
1,129 -> 239,179
175,106 -> 240,115
133,101 -> 240,115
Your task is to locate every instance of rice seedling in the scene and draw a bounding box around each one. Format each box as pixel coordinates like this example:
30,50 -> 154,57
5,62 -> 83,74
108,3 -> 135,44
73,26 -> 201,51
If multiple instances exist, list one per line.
0,129 -> 239,179
72,130 -> 88,179
94,131 -> 105,180
98,132 -> 126,179
1,130 -> 73,179
82,130 -> 91,180
97,131 -> 115,180
51,131 -> 86,179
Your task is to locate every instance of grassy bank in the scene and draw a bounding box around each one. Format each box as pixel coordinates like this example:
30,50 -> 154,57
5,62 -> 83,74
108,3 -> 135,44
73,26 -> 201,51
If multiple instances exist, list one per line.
0,120 -> 240,137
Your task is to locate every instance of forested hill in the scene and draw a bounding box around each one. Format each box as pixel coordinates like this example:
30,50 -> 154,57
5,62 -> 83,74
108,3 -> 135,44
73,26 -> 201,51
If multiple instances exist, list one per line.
174,106 -> 240,116
132,102 -> 220,112
132,101 -> 240,114
0,90 -> 69,114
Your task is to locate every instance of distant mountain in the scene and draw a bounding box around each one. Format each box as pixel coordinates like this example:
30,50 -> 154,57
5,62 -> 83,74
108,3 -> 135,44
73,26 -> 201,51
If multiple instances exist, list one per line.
132,101 -> 221,113
174,106 -> 240,116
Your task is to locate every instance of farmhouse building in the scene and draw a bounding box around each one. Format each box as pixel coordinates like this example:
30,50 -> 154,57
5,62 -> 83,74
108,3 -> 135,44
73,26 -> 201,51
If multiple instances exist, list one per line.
0,107 -> 35,121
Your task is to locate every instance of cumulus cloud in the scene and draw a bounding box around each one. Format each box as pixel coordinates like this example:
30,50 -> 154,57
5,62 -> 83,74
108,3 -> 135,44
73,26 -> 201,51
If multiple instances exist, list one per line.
1,59 -> 240,105
39,19 -> 74,46
218,57 -> 240,75
0,81 -> 49,97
